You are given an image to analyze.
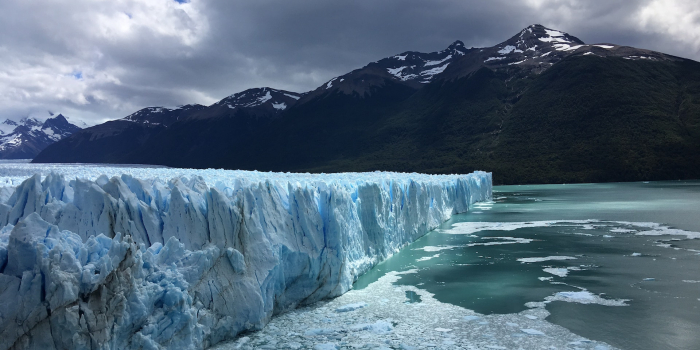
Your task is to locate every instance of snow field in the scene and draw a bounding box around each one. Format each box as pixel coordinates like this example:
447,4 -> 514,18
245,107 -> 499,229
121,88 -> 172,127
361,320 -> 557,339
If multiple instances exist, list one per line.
0,166 -> 491,349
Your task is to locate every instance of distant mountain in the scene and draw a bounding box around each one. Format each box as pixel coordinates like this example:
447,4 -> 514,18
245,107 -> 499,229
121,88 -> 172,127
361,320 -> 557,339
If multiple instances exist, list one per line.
0,115 -> 81,159
123,104 -> 207,126
212,87 -> 302,115
34,25 -> 700,184
33,88 -> 302,164
302,40 -> 471,100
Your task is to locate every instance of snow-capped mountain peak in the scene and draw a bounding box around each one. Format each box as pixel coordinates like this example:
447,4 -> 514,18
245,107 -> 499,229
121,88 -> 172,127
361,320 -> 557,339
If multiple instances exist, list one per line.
40,114 -> 80,141
123,104 -> 206,126
467,24 -> 667,73
448,40 -> 465,49
378,41 -> 471,84
215,87 -> 302,112
306,40 -> 475,99
510,24 -> 585,52
0,114 -> 81,159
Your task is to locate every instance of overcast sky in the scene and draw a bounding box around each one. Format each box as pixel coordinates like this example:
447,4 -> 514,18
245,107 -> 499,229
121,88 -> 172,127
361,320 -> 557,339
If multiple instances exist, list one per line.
1,0 -> 698,125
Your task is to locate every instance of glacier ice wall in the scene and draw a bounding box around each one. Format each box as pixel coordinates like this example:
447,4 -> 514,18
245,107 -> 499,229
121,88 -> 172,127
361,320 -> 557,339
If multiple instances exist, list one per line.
0,169 -> 491,350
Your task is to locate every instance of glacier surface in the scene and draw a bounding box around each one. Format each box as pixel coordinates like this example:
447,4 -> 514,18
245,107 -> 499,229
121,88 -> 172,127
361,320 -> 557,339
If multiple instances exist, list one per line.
0,166 -> 491,349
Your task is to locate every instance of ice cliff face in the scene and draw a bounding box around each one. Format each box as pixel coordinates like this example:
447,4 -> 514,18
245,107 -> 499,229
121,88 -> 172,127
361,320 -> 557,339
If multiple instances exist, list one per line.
0,169 -> 491,349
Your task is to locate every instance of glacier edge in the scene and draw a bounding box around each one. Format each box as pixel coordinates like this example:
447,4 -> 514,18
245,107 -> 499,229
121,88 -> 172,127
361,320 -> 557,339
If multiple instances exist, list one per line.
0,170 -> 492,350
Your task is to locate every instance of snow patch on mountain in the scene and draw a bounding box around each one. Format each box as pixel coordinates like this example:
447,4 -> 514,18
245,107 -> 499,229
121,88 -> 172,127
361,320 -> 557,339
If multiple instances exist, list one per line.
255,90 -> 272,105
419,63 -> 450,82
424,55 -> 452,66
498,45 -> 522,55
387,66 -> 407,76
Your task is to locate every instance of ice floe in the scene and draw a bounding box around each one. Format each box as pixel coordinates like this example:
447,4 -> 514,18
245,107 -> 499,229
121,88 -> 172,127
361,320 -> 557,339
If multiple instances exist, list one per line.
416,254 -> 440,262
211,270 -> 616,350
518,256 -> 577,263
545,290 -> 629,306
439,220 -> 700,241
543,268 -> 570,277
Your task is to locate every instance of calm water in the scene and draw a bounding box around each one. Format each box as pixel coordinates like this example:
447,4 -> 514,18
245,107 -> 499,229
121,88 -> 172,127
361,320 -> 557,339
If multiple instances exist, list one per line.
354,181 -> 700,350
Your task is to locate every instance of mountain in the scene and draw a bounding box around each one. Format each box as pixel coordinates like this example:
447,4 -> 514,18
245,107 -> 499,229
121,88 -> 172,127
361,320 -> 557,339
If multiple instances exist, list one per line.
34,24 -> 700,184
0,115 -> 81,159
123,104 -> 206,126
303,40 -> 471,100
33,88 -> 302,164
208,87 -> 303,117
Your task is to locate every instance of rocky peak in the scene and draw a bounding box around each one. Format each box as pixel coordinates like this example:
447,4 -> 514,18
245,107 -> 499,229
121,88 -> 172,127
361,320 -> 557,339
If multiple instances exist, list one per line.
216,87 -> 302,112
0,114 -> 82,158
18,117 -> 42,129
509,24 -> 585,52
124,104 -> 206,127
309,39 -> 476,99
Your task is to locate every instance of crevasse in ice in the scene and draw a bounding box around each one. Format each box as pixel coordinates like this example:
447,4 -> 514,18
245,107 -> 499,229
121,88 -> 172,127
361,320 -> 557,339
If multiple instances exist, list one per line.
0,169 -> 491,349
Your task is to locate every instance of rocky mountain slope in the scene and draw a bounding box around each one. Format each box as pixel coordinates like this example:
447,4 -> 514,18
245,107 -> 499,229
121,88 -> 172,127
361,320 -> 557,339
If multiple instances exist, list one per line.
34,25 -> 700,184
0,115 -> 81,159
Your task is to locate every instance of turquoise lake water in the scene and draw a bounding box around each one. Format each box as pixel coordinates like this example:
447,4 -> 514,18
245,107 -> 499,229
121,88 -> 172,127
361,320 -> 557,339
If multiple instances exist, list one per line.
354,181 -> 700,350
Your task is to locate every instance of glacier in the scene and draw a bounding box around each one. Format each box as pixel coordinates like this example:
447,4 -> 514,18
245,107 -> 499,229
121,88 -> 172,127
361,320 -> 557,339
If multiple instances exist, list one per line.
0,166 -> 491,350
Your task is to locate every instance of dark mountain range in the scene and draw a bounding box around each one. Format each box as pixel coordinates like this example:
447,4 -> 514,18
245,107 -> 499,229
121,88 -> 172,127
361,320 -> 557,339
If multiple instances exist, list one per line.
34,24 -> 700,184
0,115 -> 81,159
33,89 -> 303,164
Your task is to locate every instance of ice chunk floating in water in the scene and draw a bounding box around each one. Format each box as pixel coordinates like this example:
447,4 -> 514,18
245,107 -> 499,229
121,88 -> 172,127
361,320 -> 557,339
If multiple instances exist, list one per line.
0,167 -> 491,349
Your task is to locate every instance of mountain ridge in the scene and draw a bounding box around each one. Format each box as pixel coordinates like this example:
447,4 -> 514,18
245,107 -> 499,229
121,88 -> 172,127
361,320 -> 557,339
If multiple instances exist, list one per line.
0,114 -> 81,159
33,25 -> 700,185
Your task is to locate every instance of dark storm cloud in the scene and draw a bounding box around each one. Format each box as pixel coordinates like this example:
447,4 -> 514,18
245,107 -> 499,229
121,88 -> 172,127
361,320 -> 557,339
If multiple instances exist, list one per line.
0,0 -> 697,124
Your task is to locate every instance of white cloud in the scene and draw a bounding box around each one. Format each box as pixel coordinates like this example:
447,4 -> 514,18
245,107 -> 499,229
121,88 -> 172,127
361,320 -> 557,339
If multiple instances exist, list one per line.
0,0 -> 208,122
87,0 -> 208,46
635,0 -> 700,53
0,0 -> 698,125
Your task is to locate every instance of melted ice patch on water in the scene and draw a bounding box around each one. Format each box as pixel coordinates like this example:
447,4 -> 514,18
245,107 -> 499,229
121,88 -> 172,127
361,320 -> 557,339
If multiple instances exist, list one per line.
416,254 -> 440,262
212,270 -> 617,350
542,266 -> 582,277
635,227 -> 700,239
468,236 -> 534,247
545,290 -> 629,306
417,236 -> 532,253
610,228 -> 636,233
518,256 -> 577,263
543,268 -> 570,277
440,220 -> 590,235
440,220 -> 700,240
417,245 -> 461,252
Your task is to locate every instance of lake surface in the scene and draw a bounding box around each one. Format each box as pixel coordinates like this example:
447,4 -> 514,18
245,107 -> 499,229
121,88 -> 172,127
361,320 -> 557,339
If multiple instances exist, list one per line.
354,181 -> 700,350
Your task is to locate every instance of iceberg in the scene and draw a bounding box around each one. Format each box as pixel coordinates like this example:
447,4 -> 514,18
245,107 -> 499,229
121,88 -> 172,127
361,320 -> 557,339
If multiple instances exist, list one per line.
0,168 -> 491,349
